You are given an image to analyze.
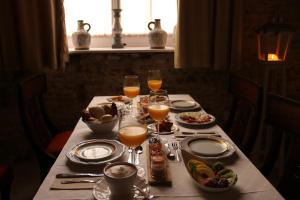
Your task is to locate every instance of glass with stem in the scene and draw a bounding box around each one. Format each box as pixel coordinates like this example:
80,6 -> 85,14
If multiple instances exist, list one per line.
118,111 -> 148,177
148,89 -> 170,138
147,69 -> 162,91
123,75 -> 140,113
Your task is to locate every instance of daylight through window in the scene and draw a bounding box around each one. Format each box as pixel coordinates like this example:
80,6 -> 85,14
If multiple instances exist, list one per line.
64,0 -> 177,36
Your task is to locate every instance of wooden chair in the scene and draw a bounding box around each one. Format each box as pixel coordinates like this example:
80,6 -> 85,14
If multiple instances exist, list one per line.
0,164 -> 13,200
259,93 -> 300,199
225,73 -> 263,156
18,72 -> 72,180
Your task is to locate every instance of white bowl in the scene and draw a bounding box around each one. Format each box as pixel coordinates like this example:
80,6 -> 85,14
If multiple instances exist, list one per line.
83,116 -> 118,134
180,149 -> 238,192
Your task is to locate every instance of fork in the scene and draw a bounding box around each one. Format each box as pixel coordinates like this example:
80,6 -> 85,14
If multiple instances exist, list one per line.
171,142 -> 181,162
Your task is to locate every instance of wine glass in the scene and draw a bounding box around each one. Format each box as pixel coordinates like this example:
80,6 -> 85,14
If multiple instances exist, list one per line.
123,75 -> 140,113
118,112 -> 148,177
147,69 -> 162,91
148,89 -> 170,137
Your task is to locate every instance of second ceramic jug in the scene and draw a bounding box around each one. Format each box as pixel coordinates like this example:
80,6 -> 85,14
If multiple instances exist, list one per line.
148,19 -> 167,49
72,20 -> 91,50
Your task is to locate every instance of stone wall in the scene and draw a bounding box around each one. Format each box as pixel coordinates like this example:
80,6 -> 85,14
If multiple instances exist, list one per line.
44,52 -> 231,130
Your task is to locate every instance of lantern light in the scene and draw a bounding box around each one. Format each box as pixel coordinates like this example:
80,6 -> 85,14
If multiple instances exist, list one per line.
256,16 -> 294,62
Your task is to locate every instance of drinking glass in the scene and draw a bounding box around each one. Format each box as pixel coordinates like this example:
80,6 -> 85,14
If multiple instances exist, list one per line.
147,69 -> 162,91
148,89 -> 170,137
118,111 -> 147,177
123,75 -> 140,113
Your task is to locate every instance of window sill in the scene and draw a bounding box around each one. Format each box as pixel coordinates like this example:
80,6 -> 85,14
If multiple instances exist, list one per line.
69,47 -> 174,54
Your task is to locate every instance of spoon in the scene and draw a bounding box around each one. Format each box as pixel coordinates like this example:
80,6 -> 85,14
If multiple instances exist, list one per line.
135,146 -> 143,165
165,143 -> 175,160
128,148 -> 134,163
133,185 -> 155,199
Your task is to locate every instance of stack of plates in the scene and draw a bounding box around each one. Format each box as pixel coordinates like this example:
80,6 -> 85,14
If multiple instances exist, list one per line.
180,136 -> 236,160
170,100 -> 201,111
66,139 -> 125,165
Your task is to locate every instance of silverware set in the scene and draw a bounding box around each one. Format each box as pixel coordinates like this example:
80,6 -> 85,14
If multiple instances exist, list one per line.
171,142 -> 181,162
165,142 -> 182,162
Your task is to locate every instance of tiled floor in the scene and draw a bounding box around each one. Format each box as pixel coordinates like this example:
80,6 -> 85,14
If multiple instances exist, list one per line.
10,154 -> 40,200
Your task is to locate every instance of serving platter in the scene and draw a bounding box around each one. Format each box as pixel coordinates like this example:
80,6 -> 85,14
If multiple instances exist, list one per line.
175,112 -> 215,127
66,139 -> 125,165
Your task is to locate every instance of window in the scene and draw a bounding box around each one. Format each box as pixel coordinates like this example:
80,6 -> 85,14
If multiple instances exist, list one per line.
64,0 -> 177,48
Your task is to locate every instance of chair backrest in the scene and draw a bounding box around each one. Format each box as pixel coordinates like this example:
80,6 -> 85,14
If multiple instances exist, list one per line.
261,93 -> 300,199
18,73 -> 55,161
226,73 -> 263,156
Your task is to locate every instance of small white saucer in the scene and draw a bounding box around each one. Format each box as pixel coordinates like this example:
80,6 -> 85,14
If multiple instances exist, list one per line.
93,177 -> 149,200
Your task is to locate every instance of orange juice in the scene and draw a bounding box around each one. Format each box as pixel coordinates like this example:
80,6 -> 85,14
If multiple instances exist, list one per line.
123,86 -> 140,98
148,104 -> 169,121
119,125 -> 148,147
148,80 -> 162,91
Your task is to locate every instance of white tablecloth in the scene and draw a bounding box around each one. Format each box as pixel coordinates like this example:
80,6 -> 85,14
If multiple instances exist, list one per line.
33,95 -> 284,200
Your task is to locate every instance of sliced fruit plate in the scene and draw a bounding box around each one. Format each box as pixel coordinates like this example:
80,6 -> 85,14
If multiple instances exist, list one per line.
186,158 -> 237,192
181,149 -> 238,192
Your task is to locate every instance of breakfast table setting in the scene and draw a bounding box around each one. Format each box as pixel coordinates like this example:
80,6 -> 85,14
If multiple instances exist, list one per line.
33,94 -> 284,200
33,71 -> 284,200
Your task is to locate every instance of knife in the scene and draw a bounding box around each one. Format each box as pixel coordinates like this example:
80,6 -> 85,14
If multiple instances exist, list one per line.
61,179 -> 98,184
181,131 -> 216,135
174,134 -> 221,138
56,173 -> 104,178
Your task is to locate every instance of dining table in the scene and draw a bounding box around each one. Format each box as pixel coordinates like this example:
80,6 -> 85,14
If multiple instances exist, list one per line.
33,94 -> 284,200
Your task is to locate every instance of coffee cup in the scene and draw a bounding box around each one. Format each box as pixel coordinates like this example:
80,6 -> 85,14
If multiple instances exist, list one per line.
103,162 -> 137,197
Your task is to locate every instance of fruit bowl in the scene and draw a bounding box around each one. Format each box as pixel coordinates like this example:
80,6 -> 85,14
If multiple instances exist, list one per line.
181,149 -> 238,192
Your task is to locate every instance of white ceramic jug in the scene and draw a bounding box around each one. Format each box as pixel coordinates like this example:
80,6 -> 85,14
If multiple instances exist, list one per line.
72,20 -> 91,50
148,19 -> 167,49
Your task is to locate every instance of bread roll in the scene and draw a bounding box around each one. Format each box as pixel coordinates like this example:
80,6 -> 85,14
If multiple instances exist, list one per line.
101,114 -> 113,123
89,106 -> 105,120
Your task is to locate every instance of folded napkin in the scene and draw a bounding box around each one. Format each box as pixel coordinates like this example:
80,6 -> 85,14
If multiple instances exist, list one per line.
51,177 -> 100,190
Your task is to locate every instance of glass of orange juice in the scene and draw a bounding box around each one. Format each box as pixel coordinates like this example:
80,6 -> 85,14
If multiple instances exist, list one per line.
123,75 -> 140,113
147,69 -> 162,91
119,112 -> 148,176
148,89 -> 170,136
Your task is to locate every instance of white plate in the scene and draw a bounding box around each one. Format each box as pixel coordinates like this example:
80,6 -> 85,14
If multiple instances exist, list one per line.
66,139 -> 125,165
170,100 -> 201,111
180,136 -> 236,160
175,112 -> 215,126
147,123 -> 179,135
74,141 -> 115,161
93,176 -> 149,200
107,96 -> 131,104
189,138 -> 228,156
95,102 -> 123,111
